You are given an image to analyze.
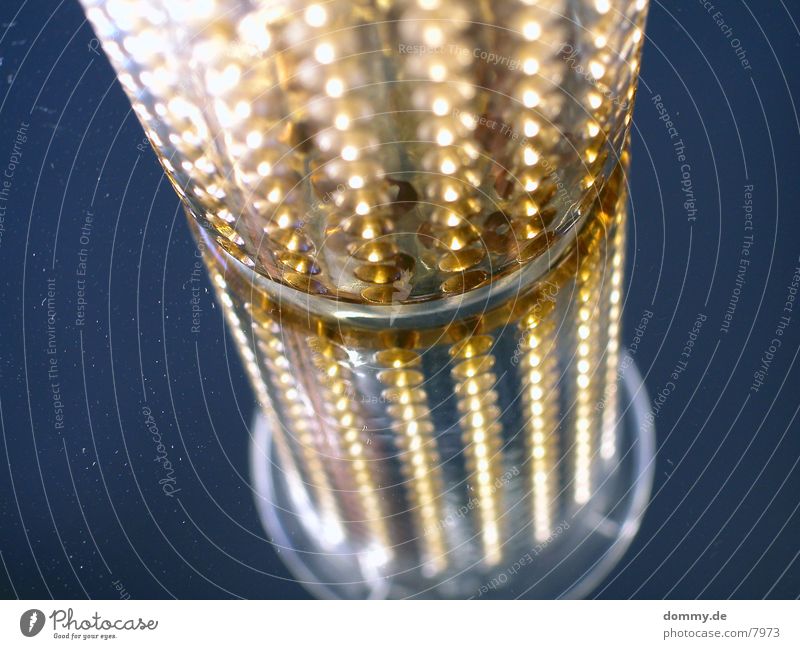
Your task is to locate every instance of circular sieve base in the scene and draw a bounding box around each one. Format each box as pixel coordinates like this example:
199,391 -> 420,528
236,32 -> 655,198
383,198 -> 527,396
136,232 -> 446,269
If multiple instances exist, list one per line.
250,355 -> 656,599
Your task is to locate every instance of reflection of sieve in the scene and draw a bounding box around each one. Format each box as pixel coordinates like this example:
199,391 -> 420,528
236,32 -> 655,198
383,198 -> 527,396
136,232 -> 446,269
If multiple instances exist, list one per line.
196,162 -> 634,596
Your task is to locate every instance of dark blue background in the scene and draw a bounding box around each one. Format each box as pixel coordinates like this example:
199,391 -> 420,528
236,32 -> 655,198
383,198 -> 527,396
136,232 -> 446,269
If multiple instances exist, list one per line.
1,1 -> 799,599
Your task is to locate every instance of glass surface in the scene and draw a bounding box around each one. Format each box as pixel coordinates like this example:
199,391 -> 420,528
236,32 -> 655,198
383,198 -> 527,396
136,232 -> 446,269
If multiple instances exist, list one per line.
81,0 -> 650,597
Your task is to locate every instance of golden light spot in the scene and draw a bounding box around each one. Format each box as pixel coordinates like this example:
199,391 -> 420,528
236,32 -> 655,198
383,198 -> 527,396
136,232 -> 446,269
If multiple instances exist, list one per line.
523,89 -> 540,108
440,158 -> 456,174
432,98 -> 450,116
436,128 -> 454,146
443,186 -> 459,202
429,63 -> 446,82
325,77 -> 344,98
314,42 -> 335,64
524,147 -> 539,166
334,113 -> 350,130
238,13 -> 272,51
423,25 -> 444,47
304,4 -> 327,27
523,58 -> 540,75
246,131 -> 262,148
523,21 -> 542,41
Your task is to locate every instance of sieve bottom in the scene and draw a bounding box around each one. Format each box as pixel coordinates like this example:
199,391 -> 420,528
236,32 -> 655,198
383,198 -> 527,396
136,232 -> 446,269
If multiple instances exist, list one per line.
250,355 -> 656,599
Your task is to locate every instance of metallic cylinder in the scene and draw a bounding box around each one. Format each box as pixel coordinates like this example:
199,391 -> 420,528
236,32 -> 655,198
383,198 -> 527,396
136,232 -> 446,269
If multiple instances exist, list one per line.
82,0 -> 651,598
